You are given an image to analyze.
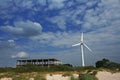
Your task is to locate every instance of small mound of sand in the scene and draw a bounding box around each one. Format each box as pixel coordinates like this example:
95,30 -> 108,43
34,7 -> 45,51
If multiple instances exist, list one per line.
46,74 -> 70,80
0,78 -> 12,80
96,71 -> 120,80
46,74 -> 79,80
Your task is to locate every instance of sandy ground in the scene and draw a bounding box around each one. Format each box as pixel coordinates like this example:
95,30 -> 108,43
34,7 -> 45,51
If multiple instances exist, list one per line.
46,74 -> 70,80
0,74 -> 72,80
47,72 -> 120,80
0,78 -> 12,80
96,71 -> 120,80
46,74 -> 78,80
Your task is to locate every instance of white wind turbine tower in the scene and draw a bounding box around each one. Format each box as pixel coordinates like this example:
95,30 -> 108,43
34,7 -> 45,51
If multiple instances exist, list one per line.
72,32 -> 92,67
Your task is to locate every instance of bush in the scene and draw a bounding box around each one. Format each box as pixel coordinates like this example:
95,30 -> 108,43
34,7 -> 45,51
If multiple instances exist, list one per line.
71,76 -> 79,80
13,64 -> 74,72
62,73 -> 72,77
82,74 -> 98,80
96,58 -> 120,70
74,66 -> 96,72
50,65 -> 74,71
34,73 -> 46,80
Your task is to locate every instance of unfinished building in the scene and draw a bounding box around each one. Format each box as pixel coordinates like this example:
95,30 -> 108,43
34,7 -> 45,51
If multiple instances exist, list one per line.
16,58 -> 62,67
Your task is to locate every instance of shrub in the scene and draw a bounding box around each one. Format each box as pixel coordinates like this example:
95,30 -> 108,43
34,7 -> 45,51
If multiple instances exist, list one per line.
71,75 -> 79,80
62,73 -> 72,77
96,58 -> 120,70
74,66 -> 96,72
82,74 -> 98,80
34,73 -> 46,80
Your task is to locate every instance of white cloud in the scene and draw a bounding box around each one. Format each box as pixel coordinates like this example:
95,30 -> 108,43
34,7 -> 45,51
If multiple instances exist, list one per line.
1,20 -> 42,37
82,0 -> 120,31
8,39 -> 15,47
0,40 -> 15,48
47,0 -> 120,32
37,0 -> 47,6
47,16 -> 66,30
31,31 -> 82,47
11,51 -> 29,58
75,0 -> 88,3
13,0 -> 34,9
48,0 -> 65,9
47,5 -> 86,30
0,0 -> 12,8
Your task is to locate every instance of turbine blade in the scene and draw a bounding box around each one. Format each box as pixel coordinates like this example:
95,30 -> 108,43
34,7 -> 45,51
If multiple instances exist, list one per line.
83,43 -> 92,52
72,42 -> 81,47
81,32 -> 83,42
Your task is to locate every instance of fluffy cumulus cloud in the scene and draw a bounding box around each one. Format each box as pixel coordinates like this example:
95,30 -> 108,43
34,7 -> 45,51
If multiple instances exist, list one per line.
1,20 -> 42,37
11,51 -> 29,58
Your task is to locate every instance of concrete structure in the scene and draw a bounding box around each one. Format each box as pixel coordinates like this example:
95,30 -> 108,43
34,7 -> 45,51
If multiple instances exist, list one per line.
16,58 -> 62,67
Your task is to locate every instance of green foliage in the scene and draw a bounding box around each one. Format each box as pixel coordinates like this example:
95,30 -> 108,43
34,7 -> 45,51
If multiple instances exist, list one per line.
96,58 -> 109,68
14,64 -> 74,73
0,64 -> 97,73
74,66 -> 85,71
62,72 -> 72,77
86,70 -> 98,76
50,64 -> 74,71
34,73 -> 46,80
0,65 -> 71,73
82,74 -> 98,80
71,75 -> 79,80
74,66 -> 96,72
63,64 -> 73,67
96,58 -> 120,70
13,76 -> 30,80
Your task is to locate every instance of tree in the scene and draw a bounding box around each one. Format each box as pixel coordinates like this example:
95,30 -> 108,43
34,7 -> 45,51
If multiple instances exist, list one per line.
96,58 -> 109,68
96,58 -> 120,69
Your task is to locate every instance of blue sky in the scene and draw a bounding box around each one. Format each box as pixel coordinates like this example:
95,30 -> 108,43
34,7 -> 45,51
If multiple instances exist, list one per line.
0,0 -> 120,67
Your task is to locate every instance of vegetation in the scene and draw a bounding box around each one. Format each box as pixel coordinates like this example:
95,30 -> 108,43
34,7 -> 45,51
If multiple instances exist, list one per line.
62,73 -> 79,80
74,66 -> 97,72
96,58 -> 120,70
81,74 -> 98,80
62,72 -> 72,77
34,73 -> 46,80
71,75 -> 79,80
0,72 -> 46,80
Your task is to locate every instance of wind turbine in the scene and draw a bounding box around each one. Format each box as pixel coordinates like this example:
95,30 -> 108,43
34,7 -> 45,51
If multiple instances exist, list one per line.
72,32 -> 92,67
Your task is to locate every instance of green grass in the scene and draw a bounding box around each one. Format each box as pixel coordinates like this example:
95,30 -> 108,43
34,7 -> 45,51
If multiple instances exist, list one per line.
82,74 -> 98,80
0,72 -> 46,80
34,73 -> 46,80
71,75 -> 79,80
62,73 -> 79,80
62,72 -> 72,77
